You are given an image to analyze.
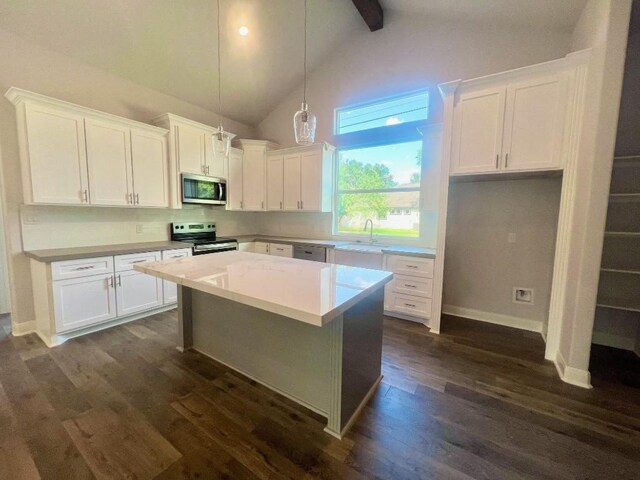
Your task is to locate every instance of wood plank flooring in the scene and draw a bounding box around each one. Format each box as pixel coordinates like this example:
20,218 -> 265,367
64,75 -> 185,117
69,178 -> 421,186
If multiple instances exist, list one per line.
0,311 -> 638,479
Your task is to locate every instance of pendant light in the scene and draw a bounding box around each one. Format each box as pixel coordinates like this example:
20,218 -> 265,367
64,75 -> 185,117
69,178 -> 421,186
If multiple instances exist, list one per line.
293,0 -> 317,145
213,0 -> 232,160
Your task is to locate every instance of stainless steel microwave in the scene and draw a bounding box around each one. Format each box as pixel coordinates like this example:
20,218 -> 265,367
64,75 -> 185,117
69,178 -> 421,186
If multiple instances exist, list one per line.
181,173 -> 226,205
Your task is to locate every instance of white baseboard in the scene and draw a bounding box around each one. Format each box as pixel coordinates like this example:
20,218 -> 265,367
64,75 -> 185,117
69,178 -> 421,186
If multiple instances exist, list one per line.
554,350 -> 592,389
11,320 -> 36,336
443,305 -> 542,333
592,331 -> 636,351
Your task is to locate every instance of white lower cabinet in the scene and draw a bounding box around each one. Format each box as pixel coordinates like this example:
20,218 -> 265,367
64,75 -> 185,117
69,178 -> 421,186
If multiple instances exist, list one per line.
40,248 -> 182,342
269,243 -> 293,258
161,248 -> 192,304
254,242 -> 270,254
383,254 -> 435,322
115,270 -> 163,317
53,273 -> 117,333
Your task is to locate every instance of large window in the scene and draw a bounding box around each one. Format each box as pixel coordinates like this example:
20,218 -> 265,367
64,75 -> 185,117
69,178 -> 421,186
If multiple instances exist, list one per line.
334,91 -> 429,239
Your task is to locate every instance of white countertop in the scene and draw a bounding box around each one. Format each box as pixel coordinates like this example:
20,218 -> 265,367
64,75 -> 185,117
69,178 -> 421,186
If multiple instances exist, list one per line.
135,251 -> 393,327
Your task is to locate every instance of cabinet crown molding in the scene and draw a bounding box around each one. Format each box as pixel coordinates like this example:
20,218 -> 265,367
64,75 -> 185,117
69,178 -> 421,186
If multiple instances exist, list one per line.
233,139 -> 280,150
152,112 -> 235,139
437,48 -> 592,97
5,87 -> 169,135
270,142 -> 336,155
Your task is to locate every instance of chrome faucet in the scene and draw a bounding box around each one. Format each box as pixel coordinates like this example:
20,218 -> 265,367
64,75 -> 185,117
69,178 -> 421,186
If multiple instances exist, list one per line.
364,218 -> 374,243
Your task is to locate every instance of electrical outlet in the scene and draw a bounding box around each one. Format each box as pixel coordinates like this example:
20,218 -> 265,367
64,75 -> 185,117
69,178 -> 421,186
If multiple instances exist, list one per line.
136,224 -> 144,234
513,287 -> 534,305
507,232 -> 517,243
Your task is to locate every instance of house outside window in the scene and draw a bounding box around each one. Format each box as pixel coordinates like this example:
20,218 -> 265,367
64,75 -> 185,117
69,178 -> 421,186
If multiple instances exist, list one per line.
334,90 -> 433,240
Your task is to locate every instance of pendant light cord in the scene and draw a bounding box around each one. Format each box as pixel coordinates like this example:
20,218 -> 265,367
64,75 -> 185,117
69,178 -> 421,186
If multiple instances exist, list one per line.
217,0 -> 222,126
303,0 -> 307,105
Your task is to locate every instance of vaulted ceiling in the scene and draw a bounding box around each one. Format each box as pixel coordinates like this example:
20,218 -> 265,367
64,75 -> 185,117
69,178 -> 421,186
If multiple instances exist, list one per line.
0,0 -> 588,127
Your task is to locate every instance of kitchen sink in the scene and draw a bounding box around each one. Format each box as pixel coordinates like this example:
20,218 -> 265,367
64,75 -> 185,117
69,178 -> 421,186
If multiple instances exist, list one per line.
336,243 -> 385,254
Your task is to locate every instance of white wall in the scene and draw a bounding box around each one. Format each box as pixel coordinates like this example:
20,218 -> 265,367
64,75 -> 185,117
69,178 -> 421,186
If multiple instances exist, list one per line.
256,12 -> 572,325
0,28 -> 257,328
549,0 -> 632,384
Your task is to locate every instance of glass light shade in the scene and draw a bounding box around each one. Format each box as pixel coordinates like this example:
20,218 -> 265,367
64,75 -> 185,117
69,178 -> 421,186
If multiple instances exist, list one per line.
294,102 -> 316,145
212,124 -> 232,160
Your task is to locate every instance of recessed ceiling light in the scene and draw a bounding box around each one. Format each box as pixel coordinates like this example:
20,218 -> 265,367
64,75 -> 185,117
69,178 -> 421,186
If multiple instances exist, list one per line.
239,26 -> 249,36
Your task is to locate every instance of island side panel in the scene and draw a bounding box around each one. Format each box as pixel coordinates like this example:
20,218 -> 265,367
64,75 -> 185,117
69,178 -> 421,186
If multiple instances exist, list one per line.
189,290 -> 333,416
177,285 -> 193,352
340,286 -> 385,433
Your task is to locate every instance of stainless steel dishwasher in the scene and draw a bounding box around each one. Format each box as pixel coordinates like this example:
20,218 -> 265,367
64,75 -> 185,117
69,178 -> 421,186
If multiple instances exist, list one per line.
293,244 -> 326,262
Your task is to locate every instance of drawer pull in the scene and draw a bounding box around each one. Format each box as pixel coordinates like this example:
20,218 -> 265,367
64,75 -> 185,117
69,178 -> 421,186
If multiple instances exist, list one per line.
129,259 -> 148,264
74,266 -> 95,271
404,284 -> 417,288
404,303 -> 416,308
405,264 -> 418,269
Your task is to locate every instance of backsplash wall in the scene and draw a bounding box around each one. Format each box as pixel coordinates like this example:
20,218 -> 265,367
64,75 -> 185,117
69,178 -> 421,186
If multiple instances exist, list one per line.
20,205 -> 259,251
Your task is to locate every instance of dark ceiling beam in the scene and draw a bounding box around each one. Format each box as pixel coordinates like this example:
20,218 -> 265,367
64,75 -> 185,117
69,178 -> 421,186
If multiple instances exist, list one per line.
351,0 -> 384,32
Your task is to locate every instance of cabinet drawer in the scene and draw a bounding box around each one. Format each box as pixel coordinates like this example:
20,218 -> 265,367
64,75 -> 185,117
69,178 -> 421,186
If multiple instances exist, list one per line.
386,255 -> 434,278
269,243 -> 293,257
114,251 -> 161,272
386,292 -> 432,319
254,242 -> 270,254
161,248 -> 192,260
52,256 -> 114,281
391,274 -> 433,298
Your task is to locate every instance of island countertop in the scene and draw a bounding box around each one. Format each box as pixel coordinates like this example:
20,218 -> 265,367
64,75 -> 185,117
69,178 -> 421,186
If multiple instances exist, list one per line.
135,251 -> 393,326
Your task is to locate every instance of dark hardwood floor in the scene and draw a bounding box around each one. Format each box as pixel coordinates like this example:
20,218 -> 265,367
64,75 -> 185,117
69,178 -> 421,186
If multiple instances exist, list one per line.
0,311 -> 638,479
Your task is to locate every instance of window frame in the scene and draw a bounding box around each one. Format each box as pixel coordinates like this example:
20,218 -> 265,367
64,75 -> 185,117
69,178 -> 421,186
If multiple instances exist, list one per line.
332,90 -> 441,244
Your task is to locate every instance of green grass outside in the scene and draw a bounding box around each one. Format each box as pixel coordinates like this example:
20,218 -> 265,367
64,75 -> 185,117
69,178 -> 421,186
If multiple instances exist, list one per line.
337,226 -> 419,238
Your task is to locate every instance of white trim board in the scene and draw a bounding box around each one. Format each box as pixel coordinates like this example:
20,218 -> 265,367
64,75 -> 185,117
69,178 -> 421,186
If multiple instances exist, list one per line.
10,319 -> 36,336
554,350 -> 592,389
443,305 -> 542,333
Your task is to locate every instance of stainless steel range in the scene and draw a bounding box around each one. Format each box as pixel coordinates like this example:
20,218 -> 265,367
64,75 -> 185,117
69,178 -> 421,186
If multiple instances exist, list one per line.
171,222 -> 237,255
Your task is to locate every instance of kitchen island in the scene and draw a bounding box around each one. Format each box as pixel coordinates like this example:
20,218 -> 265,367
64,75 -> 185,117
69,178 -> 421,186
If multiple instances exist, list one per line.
135,251 -> 393,438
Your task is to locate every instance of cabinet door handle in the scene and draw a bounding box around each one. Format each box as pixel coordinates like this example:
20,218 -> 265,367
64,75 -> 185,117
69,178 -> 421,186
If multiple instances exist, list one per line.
83,189 -> 89,203
135,193 -> 140,205
297,201 -> 300,209
280,201 -> 282,210
108,275 -> 114,288
300,200 -> 304,209
261,201 -> 264,209
117,274 -> 122,287
505,153 -> 509,168
496,154 -> 499,169
240,200 -> 243,209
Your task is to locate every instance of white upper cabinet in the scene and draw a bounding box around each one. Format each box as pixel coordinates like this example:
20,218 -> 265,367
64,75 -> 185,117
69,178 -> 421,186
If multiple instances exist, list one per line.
175,123 -> 207,175
22,102 -> 89,204
283,153 -> 301,210
450,87 -> 505,174
130,129 -> 169,207
242,145 -> 267,211
300,149 -> 325,211
501,75 -> 566,172
7,89 -> 170,208
281,144 -> 334,212
153,113 -> 235,208
227,147 -> 244,210
266,153 -> 284,210
230,140 -> 278,211
449,68 -> 569,176
85,118 -> 133,206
